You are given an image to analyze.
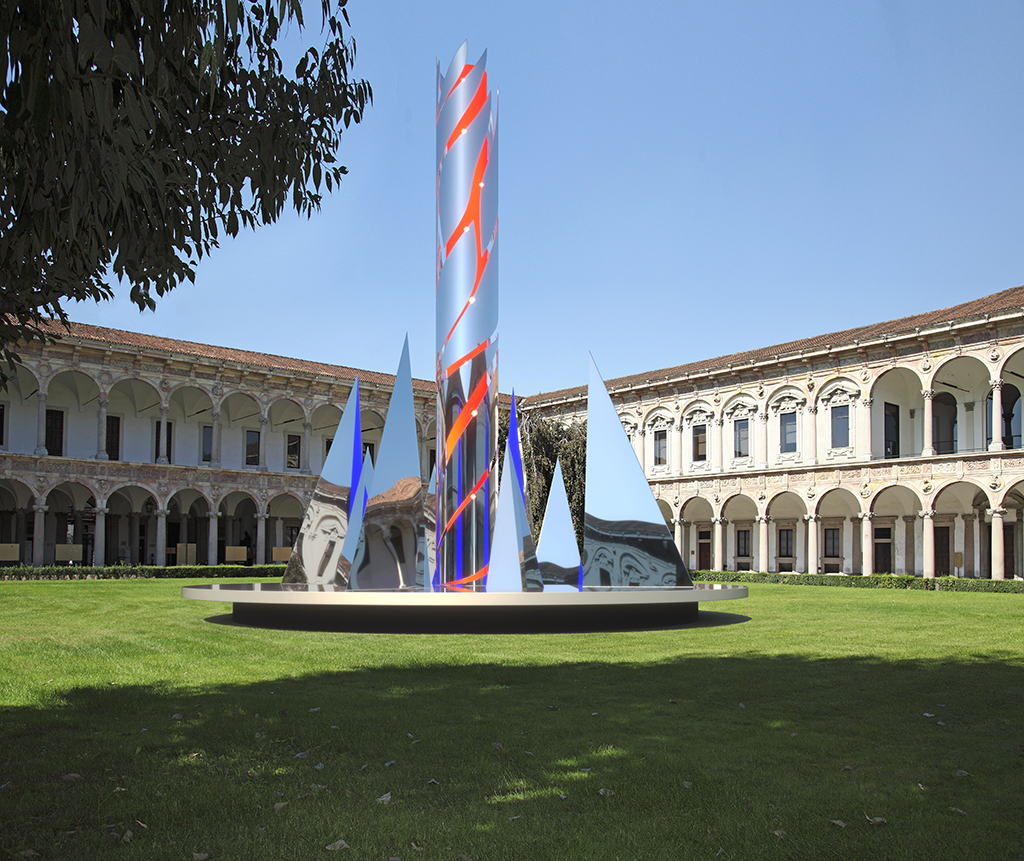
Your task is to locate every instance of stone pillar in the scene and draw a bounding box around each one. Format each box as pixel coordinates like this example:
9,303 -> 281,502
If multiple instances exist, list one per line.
155,509 -> 168,566
921,509 -> 935,578
635,427 -> 645,472
757,412 -> 769,470
902,514 -> 917,575
128,513 -> 140,563
207,512 -> 220,566
711,418 -> 723,471
32,502 -> 47,566
805,514 -> 819,574
921,390 -> 934,457
675,422 -> 685,475
962,513 -> 975,577
860,512 -> 874,575
679,518 -> 690,567
858,398 -> 873,459
673,516 -> 684,557
989,380 -> 1004,451
93,507 -> 107,566
256,512 -> 268,564
757,515 -> 771,573
96,396 -> 109,459
302,421 -> 313,474
211,408 -> 222,468
806,406 -> 818,465
258,416 -> 268,471
989,508 -> 1006,579
274,516 -> 284,548
34,391 -> 48,455
713,517 -> 726,571
157,405 -> 169,463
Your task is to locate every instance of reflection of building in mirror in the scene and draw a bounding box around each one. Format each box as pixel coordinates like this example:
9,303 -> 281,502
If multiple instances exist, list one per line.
349,476 -> 424,590
581,514 -> 692,588
282,479 -> 352,586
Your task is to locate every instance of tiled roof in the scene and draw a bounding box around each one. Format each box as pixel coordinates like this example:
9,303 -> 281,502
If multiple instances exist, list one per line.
523,285 -> 1024,406
43,319 -> 438,394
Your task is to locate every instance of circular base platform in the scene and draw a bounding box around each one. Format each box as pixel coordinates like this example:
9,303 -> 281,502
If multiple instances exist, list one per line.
181,582 -> 748,633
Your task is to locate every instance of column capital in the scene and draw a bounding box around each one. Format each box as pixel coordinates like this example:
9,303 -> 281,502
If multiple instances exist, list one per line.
256,512 -> 270,522
303,421 -> 312,431
987,507 -> 1008,519
807,405 -> 818,415
960,513 -> 976,523
259,415 -> 268,427
94,507 -> 109,516
155,508 -> 170,518
159,403 -> 169,417
98,396 -> 109,408
991,378 -> 1004,390
211,408 -> 221,420
33,503 -> 48,514
918,509 -> 935,520
712,517 -> 728,525
804,514 -> 820,523
756,514 -> 772,524
922,389 -> 934,400
207,511 -> 221,520
858,512 -> 874,522
861,397 -> 873,408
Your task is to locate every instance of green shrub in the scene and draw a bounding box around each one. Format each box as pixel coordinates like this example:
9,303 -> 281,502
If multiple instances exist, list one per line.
693,570 -> 1024,593
0,564 -> 283,581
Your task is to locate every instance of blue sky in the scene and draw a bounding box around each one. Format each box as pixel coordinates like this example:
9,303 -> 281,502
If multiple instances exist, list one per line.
71,1 -> 1024,396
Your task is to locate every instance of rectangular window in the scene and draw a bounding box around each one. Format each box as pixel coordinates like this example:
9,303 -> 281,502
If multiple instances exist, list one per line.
325,437 -> 333,457
0,403 -> 6,446
736,529 -> 751,558
201,425 -> 213,463
654,429 -> 668,466
831,404 -> 850,448
884,402 -> 900,458
106,415 -> 121,461
778,528 -> 794,557
824,528 -> 841,557
692,424 -> 707,461
245,430 -> 260,466
734,419 -> 749,458
45,409 -> 64,456
780,412 -> 797,453
362,441 -> 375,466
286,434 -> 301,470
428,448 -> 436,478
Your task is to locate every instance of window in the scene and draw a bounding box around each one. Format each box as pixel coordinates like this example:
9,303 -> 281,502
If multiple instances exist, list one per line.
692,424 -> 707,461
201,426 -> 213,463
884,402 -> 900,458
245,430 -> 260,466
654,429 -> 667,466
45,409 -> 64,456
824,528 -> 841,557
286,434 -> 301,470
362,441 -> 375,465
734,419 -> 749,458
154,421 -> 172,463
778,528 -> 794,557
0,403 -> 5,446
428,448 -> 436,478
736,529 -> 751,558
325,437 -> 333,457
106,415 -> 121,461
780,412 -> 797,453
831,404 -> 850,448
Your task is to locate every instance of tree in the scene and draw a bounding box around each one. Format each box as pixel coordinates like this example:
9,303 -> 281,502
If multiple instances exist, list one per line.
0,0 -> 372,377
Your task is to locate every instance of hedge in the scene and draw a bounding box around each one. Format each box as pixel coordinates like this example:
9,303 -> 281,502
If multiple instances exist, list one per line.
0,565 -> 284,581
693,570 -> 1024,593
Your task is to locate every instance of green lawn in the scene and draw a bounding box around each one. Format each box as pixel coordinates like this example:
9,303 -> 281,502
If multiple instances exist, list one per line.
1,580 -> 1022,860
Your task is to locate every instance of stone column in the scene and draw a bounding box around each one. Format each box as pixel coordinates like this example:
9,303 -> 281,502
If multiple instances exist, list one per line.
757,515 -> 771,573
962,513 -> 975,577
679,518 -> 690,566
922,390 -> 934,457
34,391 -> 48,455
93,507 -> 107,566
157,405 -> 169,463
805,514 -> 819,574
635,427 -> 645,472
207,512 -> 220,566
675,422 -> 685,475
96,396 -> 109,459
274,516 -> 284,548
921,510 -> 935,578
857,398 -> 873,459
860,512 -> 874,575
806,406 -> 818,465
989,380 -> 1004,451
673,517 -> 684,557
902,514 -> 917,575
155,509 -> 168,566
32,502 -> 47,566
256,512 -> 268,564
302,421 -> 313,474
713,517 -> 726,571
211,408 -> 222,468
128,513 -> 140,563
712,418 -> 724,471
989,508 -> 1006,579
258,416 -> 268,471
757,412 -> 769,470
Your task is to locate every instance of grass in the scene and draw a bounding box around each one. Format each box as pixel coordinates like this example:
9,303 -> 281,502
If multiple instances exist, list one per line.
1,580 -> 1022,860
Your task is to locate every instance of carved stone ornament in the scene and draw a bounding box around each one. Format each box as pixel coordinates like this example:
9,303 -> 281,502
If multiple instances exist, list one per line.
261,393 -> 270,404
990,348 -> 1001,363
921,358 -> 932,372
806,487 -> 816,499
807,378 -> 815,391
158,484 -> 168,495
99,371 -> 112,385
989,476 -> 1003,490
685,408 -> 714,426
860,482 -> 871,498
160,378 -> 170,390
212,383 -> 223,397
921,480 -> 933,495
304,397 -> 313,409
37,363 -> 50,377
861,368 -> 870,381
756,383 -> 764,398
757,491 -> 766,501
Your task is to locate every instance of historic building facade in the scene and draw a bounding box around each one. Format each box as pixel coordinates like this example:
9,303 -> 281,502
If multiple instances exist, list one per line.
523,286 -> 1024,580
3,286 -> 1024,578
0,323 -> 438,567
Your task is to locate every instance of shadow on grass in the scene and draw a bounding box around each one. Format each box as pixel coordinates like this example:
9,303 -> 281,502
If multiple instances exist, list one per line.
2,652 -> 1022,860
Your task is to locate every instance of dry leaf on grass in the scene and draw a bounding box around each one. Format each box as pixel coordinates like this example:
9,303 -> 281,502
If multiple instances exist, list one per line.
172,714 -> 183,720
492,743 -> 502,751
598,788 -> 615,797
325,839 -> 350,850
377,792 -> 392,804
121,829 -> 132,843
772,830 -> 786,838
949,807 -> 966,815
274,802 -> 288,813
865,815 -> 887,826
830,820 -> 846,828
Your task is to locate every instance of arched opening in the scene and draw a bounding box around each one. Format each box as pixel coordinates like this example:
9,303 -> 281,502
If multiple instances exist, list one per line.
871,368 -> 924,459
932,392 -> 957,455
107,378 -> 163,462
871,486 -> 923,575
932,481 -> 988,578
0,479 -> 34,564
168,385 -> 215,467
722,494 -> 758,571
766,491 -> 808,572
167,489 -> 211,566
680,497 -> 714,570
987,383 -> 1022,450
268,397 -> 306,473
817,488 -> 862,574
44,370 -> 100,459
105,485 -> 158,564
43,482 -> 96,565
